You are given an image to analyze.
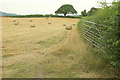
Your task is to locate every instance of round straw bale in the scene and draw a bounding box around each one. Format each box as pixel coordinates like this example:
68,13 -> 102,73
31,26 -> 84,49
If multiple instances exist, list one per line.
30,24 -> 35,27
14,21 -> 19,25
65,24 -> 72,30
63,24 -> 66,26
48,22 -> 51,24
73,23 -> 76,26
13,19 -> 16,22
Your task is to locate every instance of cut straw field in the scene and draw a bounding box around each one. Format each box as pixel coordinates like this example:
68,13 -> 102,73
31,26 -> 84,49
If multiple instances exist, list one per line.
2,17 -> 114,78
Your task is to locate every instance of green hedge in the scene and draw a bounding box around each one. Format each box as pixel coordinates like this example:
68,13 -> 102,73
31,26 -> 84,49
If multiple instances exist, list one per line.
9,14 -> 81,19
10,14 -> 44,18
78,1 -> 120,76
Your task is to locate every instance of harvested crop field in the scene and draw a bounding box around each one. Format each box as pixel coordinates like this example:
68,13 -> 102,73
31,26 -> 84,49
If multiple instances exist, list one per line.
2,17 -> 78,56
2,17 -> 79,77
2,17 -> 115,78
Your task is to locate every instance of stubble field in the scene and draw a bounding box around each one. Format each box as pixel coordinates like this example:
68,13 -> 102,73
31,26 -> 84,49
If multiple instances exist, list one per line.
2,17 -> 79,77
2,17 -> 114,78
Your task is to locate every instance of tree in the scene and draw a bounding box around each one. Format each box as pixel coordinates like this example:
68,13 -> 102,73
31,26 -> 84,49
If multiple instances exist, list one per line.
81,10 -> 87,16
87,7 -> 99,16
55,4 -> 77,16
98,0 -> 108,8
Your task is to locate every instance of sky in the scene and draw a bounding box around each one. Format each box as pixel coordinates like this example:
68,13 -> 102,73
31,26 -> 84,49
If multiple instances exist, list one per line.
1,0 -> 114,15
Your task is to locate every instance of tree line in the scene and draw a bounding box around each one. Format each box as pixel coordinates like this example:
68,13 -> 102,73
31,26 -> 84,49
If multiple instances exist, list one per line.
81,7 -> 100,17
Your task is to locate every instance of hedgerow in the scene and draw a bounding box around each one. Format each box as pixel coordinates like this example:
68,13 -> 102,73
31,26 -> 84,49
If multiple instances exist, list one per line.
78,1 -> 120,76
9,14 -> 81,19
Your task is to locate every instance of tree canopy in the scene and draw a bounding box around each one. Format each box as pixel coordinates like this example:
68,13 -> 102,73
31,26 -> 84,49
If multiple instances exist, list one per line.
81,10 -> 87,17
87,7 -> 99,16
81,7 -> 99,17
55,4 -> 77,16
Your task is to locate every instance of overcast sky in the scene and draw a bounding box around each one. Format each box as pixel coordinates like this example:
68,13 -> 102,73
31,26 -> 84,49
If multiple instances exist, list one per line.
1,0 -> 114,15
